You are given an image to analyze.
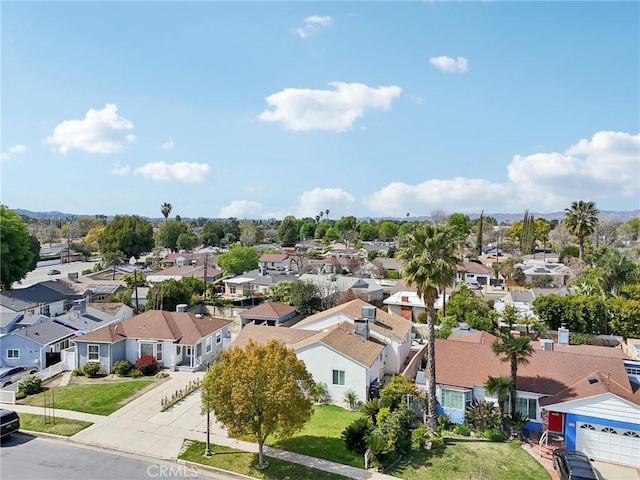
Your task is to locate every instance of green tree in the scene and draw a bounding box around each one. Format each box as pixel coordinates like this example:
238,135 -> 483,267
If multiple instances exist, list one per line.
379,375 -> 418,411
69,241 -> 94,260
201,339 -> 314,469
594,247 -> 639,296
156,220 -> 189,252
334,216 -> 357,249
397,224 -> 460,433
608,296 -> 640,338
484,375 -> 513,433
377,221 -> 399,242
201,221 -> 225,247
520,210 -> 535,255
563,200 -> 600,262
146,279 -> 192,311
491,330 -> 534,417
323,227 -> 339,244
99,215 -> 154,259
475,211 -> 484,257
217,245 -> 259,276
299,221 -> 317,241
278,215 -> 299,246
619,218 -> 640,242
176,232 -> 199,252
442,285 -> 498,332
0,205 -> 36,290
447,213 -> 469,238
161,202 -> 172,221
102,250 -> 125,280
289,280 -> 321,314
28,233 -> 41,271
357,221 -> 377,241
264,281 -> 293,304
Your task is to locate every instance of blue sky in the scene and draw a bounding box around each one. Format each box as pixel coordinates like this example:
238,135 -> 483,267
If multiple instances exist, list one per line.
2,1 -> 639,220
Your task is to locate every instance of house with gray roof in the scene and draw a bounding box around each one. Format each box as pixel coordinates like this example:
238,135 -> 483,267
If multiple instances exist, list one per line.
0,312 -> 48,335
1,320 -> 76,369
0,283 -> 71,317
222,269 -> 298,306
53,299 -> 123,334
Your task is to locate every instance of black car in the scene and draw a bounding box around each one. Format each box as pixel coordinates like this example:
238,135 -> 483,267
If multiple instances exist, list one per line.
0,409 -> 20,439
47,269 -> 61,275
553,449 -> 598,480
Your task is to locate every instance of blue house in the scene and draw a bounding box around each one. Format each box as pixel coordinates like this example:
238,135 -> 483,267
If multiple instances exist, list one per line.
1,321 -> 77,369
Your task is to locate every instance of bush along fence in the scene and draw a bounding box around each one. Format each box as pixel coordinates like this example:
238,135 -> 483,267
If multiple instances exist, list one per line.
160,379 -> 203,412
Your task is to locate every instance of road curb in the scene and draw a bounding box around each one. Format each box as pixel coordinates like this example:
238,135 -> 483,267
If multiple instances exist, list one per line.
19,429 -> 72,442
177,459 -> 257,480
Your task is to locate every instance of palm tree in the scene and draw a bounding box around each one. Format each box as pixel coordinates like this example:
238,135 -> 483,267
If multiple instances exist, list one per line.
484,375 -> 513,433
360,398 -> 382,426
397,224 -> 460,434
315,214 -> 321,224
563,200 -> 599,262
319,211 -> 324,222
491,329 -> 534,418
161,202 -> 172,222
325,209 -> 330,222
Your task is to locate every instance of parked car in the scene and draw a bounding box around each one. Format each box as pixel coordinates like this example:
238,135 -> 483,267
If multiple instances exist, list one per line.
552,449 -> 598,480
47,269 -> 61,275
466,281 -> 481,290
0,366 -> 38,388
0,409 -> 20,438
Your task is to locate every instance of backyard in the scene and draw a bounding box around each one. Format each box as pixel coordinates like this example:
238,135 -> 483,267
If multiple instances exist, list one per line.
18,413 -> 92,436
23,378 -> 155,415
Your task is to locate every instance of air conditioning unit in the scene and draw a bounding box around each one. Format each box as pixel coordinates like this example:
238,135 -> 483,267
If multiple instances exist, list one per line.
540,339 -> 554,351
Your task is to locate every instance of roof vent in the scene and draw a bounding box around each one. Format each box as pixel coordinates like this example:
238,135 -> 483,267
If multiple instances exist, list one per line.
361,306 -> 376,321
588,376 -> 598,385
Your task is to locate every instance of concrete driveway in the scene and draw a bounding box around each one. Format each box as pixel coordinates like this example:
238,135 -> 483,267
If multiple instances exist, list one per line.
593,461 -> 640,480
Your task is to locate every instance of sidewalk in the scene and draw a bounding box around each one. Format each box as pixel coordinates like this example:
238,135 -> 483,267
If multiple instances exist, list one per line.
8,404 -> 107,424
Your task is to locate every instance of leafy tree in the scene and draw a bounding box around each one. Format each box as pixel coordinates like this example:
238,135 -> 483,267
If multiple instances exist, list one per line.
264,281 -> 293,304
156,220 -> 189,252
594,247 -> 639,296
201,221 -> 225,247
360,398 -> 383,426
176,232 -> 199,252
84,224 -> 105,246
491,330 -> 534,417
201,339 -> 314,469
334,216 -> 357,249
289,280 -> 321,314
501,305 -> 520,329
377,221 -> 399,242
397,224 -> 460,434
1,205 -> 36,290
70,241 -> 94,260
377,403 -> 414,455
278,215 -> 299,246
28,233 -> 41,270
357,221 -> 377,241
102,250 -> 125,280
532,294 -> 607,333
299,221 -> 317,241
484,375 -> 513,433
520,210 -> 535,255
323,227 -> 339,244
99,215 -> 154,259
223,217 -> 241,244
608,296 -> 640,338
534,218 -> 551,251
563,200 -> 600,262
379,375 -> 418,411
441,285 -> 498,332
559,245 -> 580,263
146,279 -> 192,311
619,218 -> 640,242
475,211 -> 484,257
447,213 -> 469,238
217,245 -> 258,276
161,202 -> 172,221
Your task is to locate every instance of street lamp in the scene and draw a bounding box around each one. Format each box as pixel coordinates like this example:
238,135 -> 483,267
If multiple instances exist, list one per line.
204,362 -> 212,458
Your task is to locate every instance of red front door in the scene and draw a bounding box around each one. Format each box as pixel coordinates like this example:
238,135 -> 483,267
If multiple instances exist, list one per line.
548,411 -> 563,433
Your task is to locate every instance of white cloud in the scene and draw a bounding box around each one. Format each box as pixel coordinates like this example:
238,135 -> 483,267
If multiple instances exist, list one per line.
293,187 -> 356,218
219,200 -> 265,219
429,56 -> 469,73
110,161 -> 131,176
258,82 -> 402,132
161,138 -> 175,151
364,130 -> 639,216
45,104 -> 135,154
296,15 -> 333,38
1,144 -> 28,160
133,161 -> 212,183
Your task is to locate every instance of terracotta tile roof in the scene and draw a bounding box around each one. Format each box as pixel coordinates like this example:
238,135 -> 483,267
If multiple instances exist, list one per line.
434,339 -> 633,399
89,302 -> 125,316
314,322 -> 386,368
448,330 -> 498,345
231,324 -> 318,349
76,310 -> 231,345
294,299 -> 411,342
539,371 -> 640,407
239,302 -> 297,320
259,254 -> 291,263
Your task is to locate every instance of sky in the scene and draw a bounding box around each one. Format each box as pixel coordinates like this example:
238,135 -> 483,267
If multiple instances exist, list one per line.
2,1 -> 639,220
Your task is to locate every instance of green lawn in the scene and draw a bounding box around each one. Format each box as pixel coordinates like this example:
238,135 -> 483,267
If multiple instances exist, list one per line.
18,413 -> 92,436
180,441 -> 351,480
25,379 -> 154,415
266,404 -> 363,468
388,436 -> 551,480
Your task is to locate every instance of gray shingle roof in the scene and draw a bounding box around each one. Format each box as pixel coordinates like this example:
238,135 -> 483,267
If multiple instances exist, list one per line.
0,283 -> 68,311
12,321 -> 76,346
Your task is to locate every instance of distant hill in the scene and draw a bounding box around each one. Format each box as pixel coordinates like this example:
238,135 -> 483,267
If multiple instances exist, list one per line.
13,208 -> 640,224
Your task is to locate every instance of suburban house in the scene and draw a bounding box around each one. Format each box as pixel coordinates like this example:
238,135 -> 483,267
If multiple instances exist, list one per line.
323,243 -> 367,259
1,321 -> 77,369
145,265 -> 222,285
515,260 -> 572,287
162,252 -> 213,267
1,312 -> 48,335
0,283 -> 72,317
384,290 -> 450,321
89,302 -> 135,321
233,322 -> 386,405
73,309 -> 233,373
258,254 -> 296,272
293,299 -> 412,375
298,274 -> 384,303
53,299 -> 128,334
415,337 -> 640,468
456,262 -> 493,287
238,302 -> 298,328
222,269 -> 298,304
308,257 -> 362,275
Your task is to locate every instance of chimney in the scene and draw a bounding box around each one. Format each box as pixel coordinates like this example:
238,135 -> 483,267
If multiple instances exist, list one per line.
354,318 -> 369,340
73,299 -> 86,316
558,324 -> 569,345
176,304 -> 188,313
361,306 -> 376,324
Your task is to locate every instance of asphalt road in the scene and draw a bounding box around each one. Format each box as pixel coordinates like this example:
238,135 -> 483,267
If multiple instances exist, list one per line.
0,434 -> 227,480
13,260 -> 101,289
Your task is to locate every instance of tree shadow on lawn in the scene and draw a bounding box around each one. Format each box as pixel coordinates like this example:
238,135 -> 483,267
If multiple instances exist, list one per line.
385,446 -> 447,476
271,435 -> 362,467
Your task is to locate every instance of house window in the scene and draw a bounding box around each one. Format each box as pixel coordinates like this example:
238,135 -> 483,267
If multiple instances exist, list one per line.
516,397 -> 537,420
139,342 -> 154,358
7,349 -> 19,359
229,285 -> 237,294
156,343 -> 163,362
332,370 -> 345,386
176,346 -> 182,356
441,390 -> 467,411
206,336 -> 213,353
216,332 -> 222,344
88,344 -> 99,361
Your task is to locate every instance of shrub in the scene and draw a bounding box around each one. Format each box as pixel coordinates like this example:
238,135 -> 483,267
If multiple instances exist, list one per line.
18,374 -> 42,395
15,391 -> 27,400
129,368 -> 143,378
464,399 -> 501,432
411,423 -> 428,449
134,355 -> 158,375
569,332 -> 594,346
83,362 -> 101,377
376,406 -> 391,427
454,424 -> 471,436
484,429 -> 507,442
378,404 -> 414,455
427,433 -> 445,449
310,382 -> 329,404
71,368 -> 84,377
155,371 -> 169,379
438,414 -> 452,430
343,389 -> 359,410
341,416 -> 374,454
113,360 -> 133,377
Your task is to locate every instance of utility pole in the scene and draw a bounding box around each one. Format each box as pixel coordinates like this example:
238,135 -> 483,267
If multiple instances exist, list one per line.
203,254 -> 208,304
134,269 -> 140,313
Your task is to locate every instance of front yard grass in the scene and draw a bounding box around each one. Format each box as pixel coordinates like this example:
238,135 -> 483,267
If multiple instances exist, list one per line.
180,440 -> 351,480
388,436 -> 551,480
18,413 -> 92,436
265,404 -> 363,468
24,379 -> 155,415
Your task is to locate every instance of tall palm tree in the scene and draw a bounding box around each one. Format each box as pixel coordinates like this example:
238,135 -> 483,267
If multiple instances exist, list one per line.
491,329 -> 534,418
161,202 -> 172,222
563,200 -> 599,262
325,209 -> 330,222
484,375 -> 513,433
397,224 -> 460,434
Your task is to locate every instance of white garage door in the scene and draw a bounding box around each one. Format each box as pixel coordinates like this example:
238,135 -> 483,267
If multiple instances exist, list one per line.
576,422 -> 640,467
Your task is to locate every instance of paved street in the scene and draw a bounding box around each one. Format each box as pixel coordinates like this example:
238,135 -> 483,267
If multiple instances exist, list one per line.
0,434 -> 225,480
13,260 -> 100,289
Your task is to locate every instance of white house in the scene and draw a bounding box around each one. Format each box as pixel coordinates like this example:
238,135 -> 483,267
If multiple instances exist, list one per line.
456,262 -> 493,287
384,290 -> 450,322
